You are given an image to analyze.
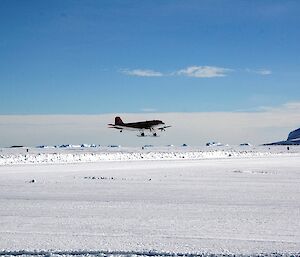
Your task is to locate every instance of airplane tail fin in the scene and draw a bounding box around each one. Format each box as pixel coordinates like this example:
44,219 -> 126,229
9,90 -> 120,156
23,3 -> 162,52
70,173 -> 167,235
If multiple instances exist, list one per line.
115,116 -> 124,125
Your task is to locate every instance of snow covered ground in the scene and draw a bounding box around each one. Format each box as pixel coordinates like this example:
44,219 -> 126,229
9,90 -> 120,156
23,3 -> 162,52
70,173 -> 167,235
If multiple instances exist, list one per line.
1,145 -> 300,165
0,146 -> 300,256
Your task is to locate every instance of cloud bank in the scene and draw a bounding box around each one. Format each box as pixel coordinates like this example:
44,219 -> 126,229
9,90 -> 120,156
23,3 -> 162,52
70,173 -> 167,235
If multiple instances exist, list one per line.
0,102 -> 299,147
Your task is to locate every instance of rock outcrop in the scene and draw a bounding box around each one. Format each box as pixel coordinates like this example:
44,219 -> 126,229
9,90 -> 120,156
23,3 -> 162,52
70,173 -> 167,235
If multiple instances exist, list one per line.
264,127 -> 300,145
287,128 -> 300,142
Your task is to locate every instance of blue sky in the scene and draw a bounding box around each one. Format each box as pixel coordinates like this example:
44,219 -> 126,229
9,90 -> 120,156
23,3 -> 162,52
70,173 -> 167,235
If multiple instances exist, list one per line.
1,0 -> 300,115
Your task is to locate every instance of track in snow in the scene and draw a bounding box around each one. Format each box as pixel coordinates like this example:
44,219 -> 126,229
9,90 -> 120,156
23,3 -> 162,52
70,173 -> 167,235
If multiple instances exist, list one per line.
0,250 -> 299,257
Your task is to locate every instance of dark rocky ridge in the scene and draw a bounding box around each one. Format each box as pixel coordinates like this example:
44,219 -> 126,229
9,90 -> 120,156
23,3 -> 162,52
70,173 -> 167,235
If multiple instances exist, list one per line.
264,127 -> 300,145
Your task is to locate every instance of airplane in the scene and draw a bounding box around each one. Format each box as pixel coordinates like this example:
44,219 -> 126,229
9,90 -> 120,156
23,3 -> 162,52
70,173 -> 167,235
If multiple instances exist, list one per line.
108,116 -> 171,137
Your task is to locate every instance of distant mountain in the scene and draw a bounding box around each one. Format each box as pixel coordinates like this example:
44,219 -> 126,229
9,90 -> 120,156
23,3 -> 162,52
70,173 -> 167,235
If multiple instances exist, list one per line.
264,127 -> 300,145
287,128 -> 300,142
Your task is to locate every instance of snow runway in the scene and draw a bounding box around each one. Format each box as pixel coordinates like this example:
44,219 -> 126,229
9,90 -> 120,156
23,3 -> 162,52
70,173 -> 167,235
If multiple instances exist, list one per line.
0,147 -> 300,256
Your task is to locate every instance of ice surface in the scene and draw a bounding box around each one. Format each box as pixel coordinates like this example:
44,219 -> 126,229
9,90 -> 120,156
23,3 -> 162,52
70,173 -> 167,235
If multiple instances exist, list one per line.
0,146 -> 300,256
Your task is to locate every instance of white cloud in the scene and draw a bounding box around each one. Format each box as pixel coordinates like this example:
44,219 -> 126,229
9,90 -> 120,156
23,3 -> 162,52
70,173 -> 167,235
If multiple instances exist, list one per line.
259,101 -> 300,112
177,66 -> 232,78
283,102 -> 300,110
141,108 -> 157,112
121,66 -> 232,78
257,69 -> 272,75
246,68 -> 272,75
121,66 -> 272,78
121,69 -> 163,77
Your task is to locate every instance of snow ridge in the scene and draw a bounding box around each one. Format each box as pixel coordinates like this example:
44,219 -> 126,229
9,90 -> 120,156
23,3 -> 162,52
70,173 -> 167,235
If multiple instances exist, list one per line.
1,147 -> 298,166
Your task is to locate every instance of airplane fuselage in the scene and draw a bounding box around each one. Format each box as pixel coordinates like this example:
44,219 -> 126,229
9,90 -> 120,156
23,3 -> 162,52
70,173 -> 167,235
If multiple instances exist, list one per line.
108,117 -> 170,137
120,120 -> 164,130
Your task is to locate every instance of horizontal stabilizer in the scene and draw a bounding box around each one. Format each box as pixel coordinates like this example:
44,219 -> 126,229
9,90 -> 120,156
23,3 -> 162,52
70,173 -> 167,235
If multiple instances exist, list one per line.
108,125 -> 124,130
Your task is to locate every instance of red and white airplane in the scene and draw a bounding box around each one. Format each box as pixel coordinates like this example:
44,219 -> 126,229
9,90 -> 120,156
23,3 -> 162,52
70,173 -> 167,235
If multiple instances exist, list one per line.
108,117 -> 171,137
